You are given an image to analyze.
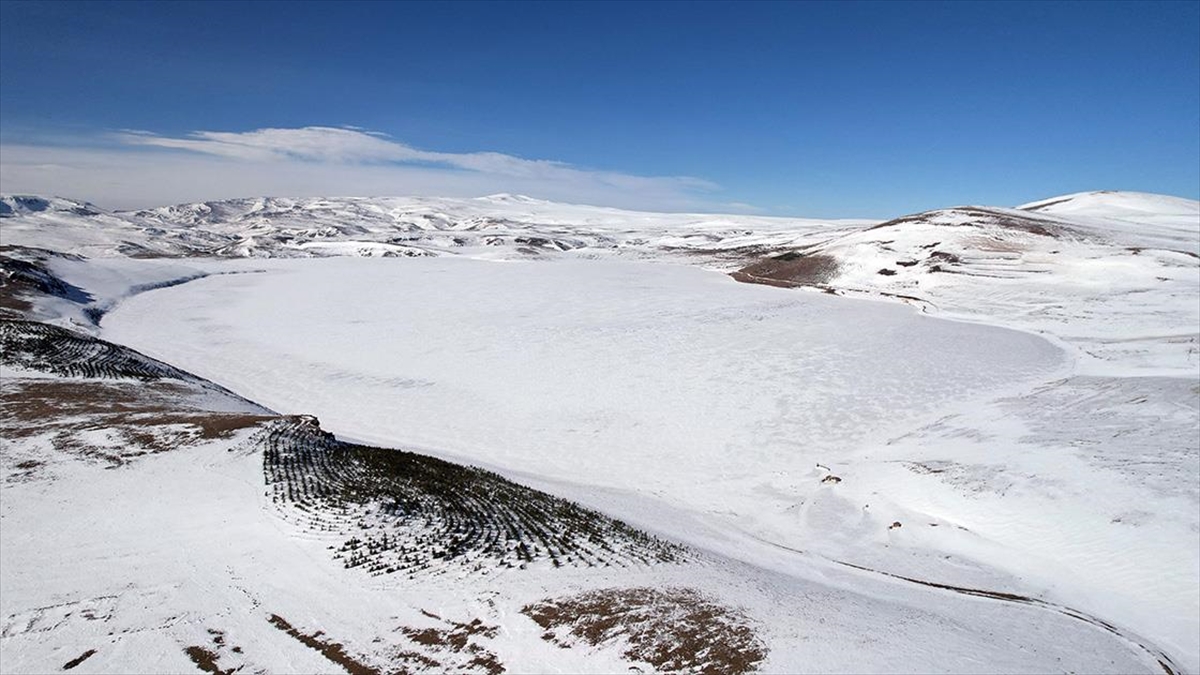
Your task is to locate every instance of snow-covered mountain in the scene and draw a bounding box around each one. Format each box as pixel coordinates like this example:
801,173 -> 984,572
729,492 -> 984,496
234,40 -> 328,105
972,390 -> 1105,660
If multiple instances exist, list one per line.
1,193 -> 868,263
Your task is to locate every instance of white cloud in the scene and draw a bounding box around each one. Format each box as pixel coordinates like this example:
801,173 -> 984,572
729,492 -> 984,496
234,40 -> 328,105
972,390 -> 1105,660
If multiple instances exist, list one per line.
118,126 -> 420,163
0,126 -> 730,211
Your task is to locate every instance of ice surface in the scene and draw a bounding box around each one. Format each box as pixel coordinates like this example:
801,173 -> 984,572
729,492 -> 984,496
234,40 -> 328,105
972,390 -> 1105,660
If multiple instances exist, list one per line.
101,255 -> 1197,672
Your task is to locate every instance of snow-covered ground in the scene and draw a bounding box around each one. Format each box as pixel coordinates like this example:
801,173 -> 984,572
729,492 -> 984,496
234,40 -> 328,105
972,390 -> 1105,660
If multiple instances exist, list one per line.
2,425 -> 1163,674
2,190 -> 1197,673
0,193 -> 865,264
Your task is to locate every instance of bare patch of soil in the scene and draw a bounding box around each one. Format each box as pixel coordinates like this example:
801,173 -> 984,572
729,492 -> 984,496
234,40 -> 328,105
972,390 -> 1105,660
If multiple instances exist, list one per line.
659,243 -> 787,265
1020,196 -> 1076,211
268,613 -> 380,675
183,645 -> 233,675
393,611 -> 504,674
731,252 -> 839,288
2,319 -> 274,480
1,379 -> 272,478
61,648 -> 97,670
523,587 -> 767,674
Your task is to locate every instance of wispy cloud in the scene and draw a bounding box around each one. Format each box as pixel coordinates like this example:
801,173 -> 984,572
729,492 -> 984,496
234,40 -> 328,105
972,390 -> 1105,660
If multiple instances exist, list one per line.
119,126 -> 416,163
0,126 -> 731,211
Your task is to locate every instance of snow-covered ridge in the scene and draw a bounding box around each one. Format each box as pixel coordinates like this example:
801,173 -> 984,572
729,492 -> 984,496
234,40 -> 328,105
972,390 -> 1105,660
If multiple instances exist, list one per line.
1020,189 -> 1199,219
3,190 -> 1193,261
733,197 -> 1199,375
0,193 -> 868,263
0,195 -> 103,218
1019,190 -> 1200,250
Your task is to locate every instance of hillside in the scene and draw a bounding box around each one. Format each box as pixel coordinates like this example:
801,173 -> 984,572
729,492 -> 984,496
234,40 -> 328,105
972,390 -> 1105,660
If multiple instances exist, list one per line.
732,196 -> 1199,376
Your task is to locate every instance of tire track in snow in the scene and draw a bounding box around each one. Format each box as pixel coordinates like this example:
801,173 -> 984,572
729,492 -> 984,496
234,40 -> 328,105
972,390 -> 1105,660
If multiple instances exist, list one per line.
755,536 -> 1181,675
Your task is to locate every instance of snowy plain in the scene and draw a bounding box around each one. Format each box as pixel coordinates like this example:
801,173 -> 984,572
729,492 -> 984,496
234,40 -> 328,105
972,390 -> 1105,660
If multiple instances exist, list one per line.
1,190 -> 1197,674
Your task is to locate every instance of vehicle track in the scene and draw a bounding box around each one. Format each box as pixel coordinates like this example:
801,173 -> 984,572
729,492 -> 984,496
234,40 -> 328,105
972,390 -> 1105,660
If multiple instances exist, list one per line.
757,536 -> 1181,675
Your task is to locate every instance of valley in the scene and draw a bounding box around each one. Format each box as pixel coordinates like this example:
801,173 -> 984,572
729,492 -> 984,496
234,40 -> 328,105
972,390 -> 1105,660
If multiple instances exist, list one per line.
1,190 -> 1197,674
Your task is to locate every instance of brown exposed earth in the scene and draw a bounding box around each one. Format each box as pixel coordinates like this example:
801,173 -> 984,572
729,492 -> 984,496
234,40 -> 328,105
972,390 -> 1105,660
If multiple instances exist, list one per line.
393,610 -> 504,674
1,379 -> 272,477
183,645 -> 233,675
730,252 -> 840,289
268,613 -> 381,675
61,648 -> 97,670
523,586 -> 767,674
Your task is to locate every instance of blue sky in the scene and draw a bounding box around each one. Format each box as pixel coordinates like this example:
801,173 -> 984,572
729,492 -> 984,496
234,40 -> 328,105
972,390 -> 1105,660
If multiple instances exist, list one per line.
1,0 -> 1197,216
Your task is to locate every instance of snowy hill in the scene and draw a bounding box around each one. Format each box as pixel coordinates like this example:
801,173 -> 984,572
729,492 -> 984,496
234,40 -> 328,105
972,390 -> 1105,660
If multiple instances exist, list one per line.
1,193 -> 867,263
734,197 -> 1199,375
1020,190 -> 1199,252
0,195 -> 104,218
1021,189 -> 1199,225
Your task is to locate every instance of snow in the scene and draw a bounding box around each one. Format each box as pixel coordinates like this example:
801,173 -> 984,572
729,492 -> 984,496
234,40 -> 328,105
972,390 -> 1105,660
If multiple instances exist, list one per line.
100,257 -> 1064,513
2,193 -> 869,264
738,204 -> 1199,376
1020,190 -> 1200,240
0,429 -> 1166,674
2,190 -> 1197,673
